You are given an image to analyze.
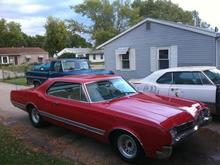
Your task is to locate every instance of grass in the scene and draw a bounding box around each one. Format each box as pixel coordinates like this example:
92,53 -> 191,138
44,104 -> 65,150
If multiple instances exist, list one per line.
1,77 -> 27,86
0,124 -> 71,165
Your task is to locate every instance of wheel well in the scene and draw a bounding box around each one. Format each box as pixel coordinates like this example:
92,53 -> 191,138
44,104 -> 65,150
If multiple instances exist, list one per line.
109,129 -> 135,145
33,80 -> 41,84
26,104 -> 35,113
109,129 -> 146,158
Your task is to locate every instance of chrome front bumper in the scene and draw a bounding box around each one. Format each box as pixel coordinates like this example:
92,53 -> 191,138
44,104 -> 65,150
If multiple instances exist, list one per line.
196,108 -> 212,126
156,109 -> 212,159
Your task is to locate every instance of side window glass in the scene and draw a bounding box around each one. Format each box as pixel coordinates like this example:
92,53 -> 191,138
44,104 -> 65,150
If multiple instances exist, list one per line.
192,72 -> 202,85
52,61 -> 62,72
200,73 -> 212,85
47,82 -> 87,102
173,72 -> 195,84
157,72 -> 172,84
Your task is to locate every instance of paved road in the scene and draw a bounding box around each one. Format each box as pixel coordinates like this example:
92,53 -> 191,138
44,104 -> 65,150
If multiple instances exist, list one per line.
1,82 -> 220,165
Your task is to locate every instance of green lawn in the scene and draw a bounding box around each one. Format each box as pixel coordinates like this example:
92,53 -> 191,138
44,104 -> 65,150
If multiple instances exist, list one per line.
1,77 -> 27,86
0,124 -> 70,165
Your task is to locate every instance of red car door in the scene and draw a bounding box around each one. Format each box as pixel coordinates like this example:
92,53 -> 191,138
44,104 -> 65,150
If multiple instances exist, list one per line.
44,82 -> 107,136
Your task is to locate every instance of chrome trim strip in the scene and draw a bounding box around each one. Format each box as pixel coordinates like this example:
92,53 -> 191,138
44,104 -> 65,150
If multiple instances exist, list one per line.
11,101 -> 26,110
39,111 -> 105,136
26,75 -> 48,79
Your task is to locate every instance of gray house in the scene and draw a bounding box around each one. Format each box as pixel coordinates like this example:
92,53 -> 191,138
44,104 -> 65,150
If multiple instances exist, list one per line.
97,18 -> 220,79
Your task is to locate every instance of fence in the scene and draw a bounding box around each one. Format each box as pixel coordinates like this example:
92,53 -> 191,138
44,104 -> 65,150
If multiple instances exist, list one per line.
0,64 -> 29,80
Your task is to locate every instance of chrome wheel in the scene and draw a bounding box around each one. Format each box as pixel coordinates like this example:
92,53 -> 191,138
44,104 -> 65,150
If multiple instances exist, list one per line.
117,134 -> 138,159
31,108 -> 40,124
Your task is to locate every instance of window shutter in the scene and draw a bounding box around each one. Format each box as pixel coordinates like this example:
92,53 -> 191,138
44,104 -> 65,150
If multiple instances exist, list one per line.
170,45 -> 178,68
130,48 -> 136,70
115,50 -> 121,70
150,47 -> 157,72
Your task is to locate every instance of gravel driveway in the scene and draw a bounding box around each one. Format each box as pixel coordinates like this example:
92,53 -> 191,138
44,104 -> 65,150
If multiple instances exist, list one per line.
1,82 -> 220,165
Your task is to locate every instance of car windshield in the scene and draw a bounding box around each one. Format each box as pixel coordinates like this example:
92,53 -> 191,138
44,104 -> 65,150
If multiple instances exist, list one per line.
63,61 -> 75,71
75,61 -> 89,70
86,78 -> 137,102
204,69 -> 220,84
62,60 -> 90,71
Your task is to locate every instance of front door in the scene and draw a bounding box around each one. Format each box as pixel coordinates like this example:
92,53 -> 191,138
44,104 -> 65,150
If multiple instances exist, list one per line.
168,71 -> 216,103
44,82 -> 106,136
14,56 -> 18,65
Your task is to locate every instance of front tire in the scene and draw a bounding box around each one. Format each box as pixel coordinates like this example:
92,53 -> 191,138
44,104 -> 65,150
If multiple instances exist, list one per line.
114,132 -> 144,163
29,106 -> 45,128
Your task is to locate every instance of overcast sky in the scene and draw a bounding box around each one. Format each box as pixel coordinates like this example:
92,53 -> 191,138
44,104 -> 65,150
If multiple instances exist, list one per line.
0,0 -> 219,36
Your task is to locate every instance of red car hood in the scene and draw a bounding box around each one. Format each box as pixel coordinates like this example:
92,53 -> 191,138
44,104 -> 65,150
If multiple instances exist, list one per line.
105,93 -> 196,126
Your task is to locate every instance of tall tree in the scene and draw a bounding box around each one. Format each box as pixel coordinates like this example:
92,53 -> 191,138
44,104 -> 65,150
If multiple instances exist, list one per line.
23,34 -> 46,48
72,0 -> 142,46
132,0 -> 193,25
0,19 -> 26,47
45,16 -> 69,56
0,19 -> 7,46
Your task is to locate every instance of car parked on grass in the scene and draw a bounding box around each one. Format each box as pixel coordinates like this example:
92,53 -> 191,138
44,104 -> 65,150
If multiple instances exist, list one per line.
130,66 -> 220,114
11,75 -> 211,162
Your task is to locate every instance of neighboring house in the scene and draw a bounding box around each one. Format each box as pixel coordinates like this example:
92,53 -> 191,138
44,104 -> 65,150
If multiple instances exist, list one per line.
0,47 -> 49,65
97,18 -> 220,79
57,48 -> 104,64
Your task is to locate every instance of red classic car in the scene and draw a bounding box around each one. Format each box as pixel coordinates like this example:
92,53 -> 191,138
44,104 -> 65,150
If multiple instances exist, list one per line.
10,75 -> 211,162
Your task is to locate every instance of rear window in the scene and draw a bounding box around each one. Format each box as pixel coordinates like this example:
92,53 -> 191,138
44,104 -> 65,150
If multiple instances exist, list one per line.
157,73 -> 172,84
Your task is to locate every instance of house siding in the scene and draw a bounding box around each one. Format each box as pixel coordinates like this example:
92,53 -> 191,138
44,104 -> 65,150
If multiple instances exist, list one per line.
217,38 -> 220,68
104,22 -> 216,79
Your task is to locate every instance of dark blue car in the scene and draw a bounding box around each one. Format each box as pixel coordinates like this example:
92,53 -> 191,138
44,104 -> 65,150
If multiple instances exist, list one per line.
26,59 -> 114,87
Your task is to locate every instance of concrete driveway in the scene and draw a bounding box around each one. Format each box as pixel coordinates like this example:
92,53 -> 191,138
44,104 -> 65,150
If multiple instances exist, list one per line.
1,82 -> 220,165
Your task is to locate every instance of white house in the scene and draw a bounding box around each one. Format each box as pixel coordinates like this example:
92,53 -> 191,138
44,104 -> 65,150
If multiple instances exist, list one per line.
57,48 -> 104,64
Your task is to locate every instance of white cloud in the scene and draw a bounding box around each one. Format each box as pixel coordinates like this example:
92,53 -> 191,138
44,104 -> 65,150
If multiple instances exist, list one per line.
0,0 -> 29,5
7,17 -> 46,36
171,0 -> 220,28
18,4 -> 51,14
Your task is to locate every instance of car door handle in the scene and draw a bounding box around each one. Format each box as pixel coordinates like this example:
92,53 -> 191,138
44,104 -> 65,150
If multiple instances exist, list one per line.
171,88 -> 178,91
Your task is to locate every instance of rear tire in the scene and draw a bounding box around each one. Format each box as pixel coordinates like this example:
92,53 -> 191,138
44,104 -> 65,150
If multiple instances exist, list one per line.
33,81 -> 41,87
29,106 -> 45,128
113,132 -> 144,163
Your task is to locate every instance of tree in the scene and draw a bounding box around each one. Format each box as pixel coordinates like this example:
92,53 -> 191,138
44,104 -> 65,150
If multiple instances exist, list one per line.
0,19 -> 26,47
67,33 -> 92,48
132,0 -> 193,25
72,0 -> 142,46
0,19 -> 7,46
45,16 -> 69,56
22,34 -> 46,48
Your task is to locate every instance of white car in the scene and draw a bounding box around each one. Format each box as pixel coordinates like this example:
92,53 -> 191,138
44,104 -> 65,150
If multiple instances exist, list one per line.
131,66 -> 220,114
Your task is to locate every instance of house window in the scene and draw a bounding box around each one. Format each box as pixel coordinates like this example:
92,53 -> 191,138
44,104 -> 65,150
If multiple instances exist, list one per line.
1,56 -> 9,64
121,53 -> 130,69
26,58 -> 30,62
100,54 -> 104,60
38,57 -> 43,63
115,47 -> 136,71
158,48 -> 169,69
93,54 -> 96,60
25,56 -> 31,63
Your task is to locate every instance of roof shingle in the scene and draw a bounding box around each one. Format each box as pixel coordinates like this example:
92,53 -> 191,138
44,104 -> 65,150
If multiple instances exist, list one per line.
0,47 -> 47,55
